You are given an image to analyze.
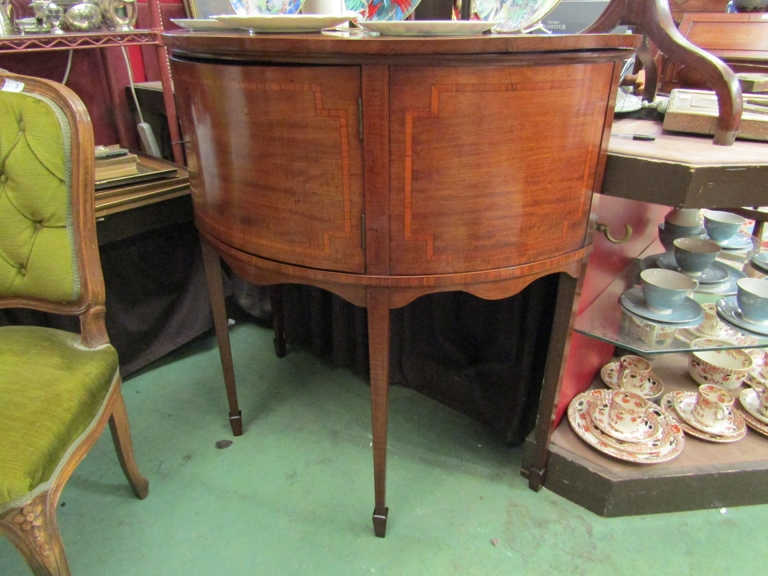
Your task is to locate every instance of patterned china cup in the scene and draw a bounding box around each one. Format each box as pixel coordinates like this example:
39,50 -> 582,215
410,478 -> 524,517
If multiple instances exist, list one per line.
736,277 -> 768,325
703,210 -> 746,242
698,303 -> 722,336
692,384 -> 734,429
640,269 -> 698,314
672,237 -> 721,277
688,338 -> 754,390
618,355 -> 653,393
607,390 -> 648,435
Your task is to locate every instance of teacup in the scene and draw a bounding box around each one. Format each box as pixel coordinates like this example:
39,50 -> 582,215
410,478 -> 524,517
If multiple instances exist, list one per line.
736,277 -> 768,325
692,384 -> 734,429
640,269 -> 698,314
672,237 -> 721,277
607,390 -> 648,435
698,303 -> 722,336
755,388 -> 768,418
703,210 -> 746,242
658,223 -> 705,252
618,355 -> 653,393
689,338 -> 754,390
665,208 -> 702,228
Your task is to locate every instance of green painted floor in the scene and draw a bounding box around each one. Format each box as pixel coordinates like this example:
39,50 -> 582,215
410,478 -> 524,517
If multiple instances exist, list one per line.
3,321 -> 768,575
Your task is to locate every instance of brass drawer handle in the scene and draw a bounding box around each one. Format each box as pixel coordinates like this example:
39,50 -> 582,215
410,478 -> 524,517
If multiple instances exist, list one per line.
596,222 -> 633,244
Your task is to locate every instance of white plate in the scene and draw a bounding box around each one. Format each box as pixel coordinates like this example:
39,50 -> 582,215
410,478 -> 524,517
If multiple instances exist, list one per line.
357,20 -> 497,36
215,14 -> 352,32
567,390 -> 684,464
171,18 -> 238,30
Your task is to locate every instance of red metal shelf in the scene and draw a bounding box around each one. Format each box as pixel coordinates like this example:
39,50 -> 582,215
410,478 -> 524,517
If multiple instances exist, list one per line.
0,30 -> 159,53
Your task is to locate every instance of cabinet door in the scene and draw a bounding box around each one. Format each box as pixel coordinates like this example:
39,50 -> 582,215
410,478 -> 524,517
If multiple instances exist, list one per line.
388,63 -> 614,275
173,60 -> 365,273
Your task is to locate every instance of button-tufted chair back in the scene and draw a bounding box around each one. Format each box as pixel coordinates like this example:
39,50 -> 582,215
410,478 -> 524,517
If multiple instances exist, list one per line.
0,86 -> 80,302
0,72 -> 107,347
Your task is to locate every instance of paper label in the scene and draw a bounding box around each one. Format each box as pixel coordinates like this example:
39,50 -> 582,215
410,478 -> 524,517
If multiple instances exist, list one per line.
2,79 -> 24,93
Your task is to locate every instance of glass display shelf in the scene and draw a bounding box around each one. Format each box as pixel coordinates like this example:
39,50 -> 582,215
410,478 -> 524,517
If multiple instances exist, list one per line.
0,30 -> 158,53
575,236 -> 768,355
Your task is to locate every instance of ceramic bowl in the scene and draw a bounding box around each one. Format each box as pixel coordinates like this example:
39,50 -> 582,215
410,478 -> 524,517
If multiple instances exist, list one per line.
672,237 -> 721,276
688,338 -> 754,390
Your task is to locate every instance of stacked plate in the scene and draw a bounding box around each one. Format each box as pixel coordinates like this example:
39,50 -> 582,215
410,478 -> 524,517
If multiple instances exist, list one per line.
568,389 -> 685,464
659,391 -> 747,443
716,297 -> 768,338
737,388 -> 768,438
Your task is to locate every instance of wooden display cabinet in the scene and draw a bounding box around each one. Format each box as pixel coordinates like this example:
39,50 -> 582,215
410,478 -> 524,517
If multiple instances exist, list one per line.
521,118 -> 768,517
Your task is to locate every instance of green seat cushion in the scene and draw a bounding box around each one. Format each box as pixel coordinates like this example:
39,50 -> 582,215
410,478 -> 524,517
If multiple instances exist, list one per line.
0,326 -> 118,506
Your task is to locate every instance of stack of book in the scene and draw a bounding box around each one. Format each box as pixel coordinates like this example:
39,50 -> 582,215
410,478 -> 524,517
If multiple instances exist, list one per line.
95,145 -> 139,181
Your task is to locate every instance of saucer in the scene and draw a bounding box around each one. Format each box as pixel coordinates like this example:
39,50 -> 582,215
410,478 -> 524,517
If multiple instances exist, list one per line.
682,322 -> 759,347
660,392 -> 747,443
752,253 -> 768,275
738,388 -> 768,425
600,361 -> 664,399
712,232 -> 753,251
590,395 -> 662,443
716,296 -> 768,337
620,288 -> 704,324
693,267 -> 744,296
655,252 -> 730,284
672,391 -> 745,437
568,390 -> 684,464
736,393 -> 768,438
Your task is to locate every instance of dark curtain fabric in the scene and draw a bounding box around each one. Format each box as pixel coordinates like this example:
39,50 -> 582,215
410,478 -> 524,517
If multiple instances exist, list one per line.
0,222 -> 212,378
232,275 -> 560,446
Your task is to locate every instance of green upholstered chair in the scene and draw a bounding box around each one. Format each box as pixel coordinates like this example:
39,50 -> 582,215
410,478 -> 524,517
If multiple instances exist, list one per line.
0,72 -> 148,575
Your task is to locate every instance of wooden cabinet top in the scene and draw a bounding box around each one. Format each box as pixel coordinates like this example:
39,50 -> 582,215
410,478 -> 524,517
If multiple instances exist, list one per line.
162,30 -> 640,61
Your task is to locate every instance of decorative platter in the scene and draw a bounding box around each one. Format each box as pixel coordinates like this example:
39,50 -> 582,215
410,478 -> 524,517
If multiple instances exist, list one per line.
344,0 -> 420,21
660,391 -> 747,443
474,0 -> 561,33
215,13 -> 352,31
357,20 -> 497,35
567,389 -> 685,464
230,0 -> 305,15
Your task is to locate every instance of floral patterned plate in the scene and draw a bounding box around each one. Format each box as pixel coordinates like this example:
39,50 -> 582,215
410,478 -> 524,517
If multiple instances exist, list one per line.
589,393 -> 662,443
738,388 -> 768,426
474,0 -> 561,33
600,361 -> 664,400
357,20 -> 496,35
660,391 -> 746,443
736,394 -> 768,437
568,390 -> 685,464
673,391 -> 744,437
345,0 -> 420,21
230,0 -> 305,15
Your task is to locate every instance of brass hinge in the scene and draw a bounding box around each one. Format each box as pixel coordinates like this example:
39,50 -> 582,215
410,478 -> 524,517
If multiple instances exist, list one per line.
361,213 -> 366,251
358,98 -> 363,141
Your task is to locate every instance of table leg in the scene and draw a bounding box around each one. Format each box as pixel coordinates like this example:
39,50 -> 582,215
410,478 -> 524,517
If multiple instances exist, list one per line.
367,287 -> 391,537
200,238 -> 243,436
528,270 -> 582,491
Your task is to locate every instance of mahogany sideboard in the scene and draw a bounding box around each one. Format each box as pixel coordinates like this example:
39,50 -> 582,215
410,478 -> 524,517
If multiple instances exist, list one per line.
162,30 -> 639,536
